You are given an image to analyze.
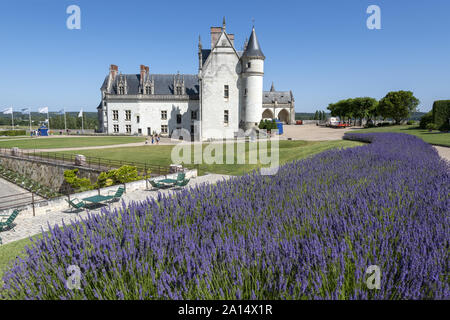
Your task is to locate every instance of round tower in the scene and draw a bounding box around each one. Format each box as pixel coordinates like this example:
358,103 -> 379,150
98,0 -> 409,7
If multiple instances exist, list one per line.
242,27 -> 265,130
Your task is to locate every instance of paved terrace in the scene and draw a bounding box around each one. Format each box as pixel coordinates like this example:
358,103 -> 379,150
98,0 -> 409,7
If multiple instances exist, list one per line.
0,174 -> 231,245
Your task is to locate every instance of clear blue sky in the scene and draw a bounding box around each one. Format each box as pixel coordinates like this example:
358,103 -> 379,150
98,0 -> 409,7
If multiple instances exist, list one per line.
1,0 -> 449,113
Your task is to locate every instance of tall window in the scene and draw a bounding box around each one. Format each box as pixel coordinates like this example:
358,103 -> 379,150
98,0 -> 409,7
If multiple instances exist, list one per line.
177,114 -> 182,124
224,85 -> 229,99
136,115 -> 140,124
118,85 -> 125,95
113,124 -> 119,133
126,125 -> 131,133
161,110 -> 167,120
191,110 -> 198,120
125,110 -> 131,121
112,110 -> 119,121
224,110 -> 229,125
244,88 -> 248,97
176,86 -> 182,95
161,125 -> 168,134
145,86 -> 151,95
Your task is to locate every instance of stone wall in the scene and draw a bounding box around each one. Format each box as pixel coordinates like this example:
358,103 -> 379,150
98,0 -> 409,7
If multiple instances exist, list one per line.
0,154 -> 101,194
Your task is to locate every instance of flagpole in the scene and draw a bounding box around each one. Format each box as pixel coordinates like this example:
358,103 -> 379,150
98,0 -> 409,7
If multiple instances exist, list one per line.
29,109 -> 32,135
64,108 -> 67,134
11,107 -> 14,130
82,111 -> 84,134
47,110 -> 50,135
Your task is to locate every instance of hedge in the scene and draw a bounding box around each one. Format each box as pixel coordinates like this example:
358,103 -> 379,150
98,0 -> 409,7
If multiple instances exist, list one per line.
419,111 -> 433,129
432,100 -> 450,131
0,130 -> 26,136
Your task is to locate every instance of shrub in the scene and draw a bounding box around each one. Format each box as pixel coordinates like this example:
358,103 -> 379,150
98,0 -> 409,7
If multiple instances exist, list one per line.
432,100 -> 450,131
63,169 -> 93,192
426,123 -> 438,131
2,133 -> 448,300
0,130 -> 26,136
93,165 -> 140,189
406,120 -> 414,125
419,111 -> 433,129
258,120 -> 266,130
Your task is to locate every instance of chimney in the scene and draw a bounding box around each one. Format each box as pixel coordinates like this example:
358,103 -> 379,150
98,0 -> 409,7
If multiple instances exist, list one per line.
210,27 -> 222,48
140,65 -> 146,84
228,34 -> 235,47
109,64 -> 118,79
145,66 -> 149,75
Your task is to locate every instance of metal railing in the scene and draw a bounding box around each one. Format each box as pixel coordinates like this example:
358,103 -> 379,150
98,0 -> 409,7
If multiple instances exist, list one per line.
0,148 -> 172,177
0,192 -> 44,216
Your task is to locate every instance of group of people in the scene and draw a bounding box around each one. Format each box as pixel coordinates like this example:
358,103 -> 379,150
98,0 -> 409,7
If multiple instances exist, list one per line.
145,133 -> 160,145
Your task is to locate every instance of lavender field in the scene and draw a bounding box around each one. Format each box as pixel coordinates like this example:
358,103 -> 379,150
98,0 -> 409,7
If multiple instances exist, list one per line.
1,133 -> 449,299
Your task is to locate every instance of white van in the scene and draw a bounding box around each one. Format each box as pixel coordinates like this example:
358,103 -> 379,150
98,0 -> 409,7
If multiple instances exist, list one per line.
326,117 -> 340,127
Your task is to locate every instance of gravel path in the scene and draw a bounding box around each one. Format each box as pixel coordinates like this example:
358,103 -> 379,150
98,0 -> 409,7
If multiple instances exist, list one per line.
282,124 -> 364,141
0,174 -> 232,245
434,146 -> 450,162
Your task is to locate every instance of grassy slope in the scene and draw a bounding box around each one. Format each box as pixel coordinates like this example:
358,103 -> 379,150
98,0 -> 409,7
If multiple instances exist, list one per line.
55,140 -> 363,176
0,136 -> 145,149
351,125 -> 450,147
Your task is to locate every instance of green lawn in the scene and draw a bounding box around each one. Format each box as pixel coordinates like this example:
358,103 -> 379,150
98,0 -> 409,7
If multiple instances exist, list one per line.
0,136 -> 145,149
0,236 -> 37,283
351,125 -> 450,147
54,140 -> 363,176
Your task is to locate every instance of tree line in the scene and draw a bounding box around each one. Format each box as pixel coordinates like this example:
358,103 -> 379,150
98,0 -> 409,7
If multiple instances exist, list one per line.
0,112 -> 98,130
327,90 -> 420,125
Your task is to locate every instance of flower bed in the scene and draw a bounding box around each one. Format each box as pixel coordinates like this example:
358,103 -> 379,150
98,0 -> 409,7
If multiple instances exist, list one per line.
1,133 -> 448,299
0,165 -> 61,199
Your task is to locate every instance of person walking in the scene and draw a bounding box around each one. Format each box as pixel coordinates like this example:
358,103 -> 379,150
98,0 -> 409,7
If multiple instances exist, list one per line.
156,134 -> 160,144
151,134 -> 154,144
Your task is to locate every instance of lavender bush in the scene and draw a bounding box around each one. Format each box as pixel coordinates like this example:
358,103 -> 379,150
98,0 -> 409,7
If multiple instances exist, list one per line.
1,133 -> 449,299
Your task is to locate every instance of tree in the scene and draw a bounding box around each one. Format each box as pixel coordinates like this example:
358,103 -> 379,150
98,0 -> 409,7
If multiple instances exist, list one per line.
328,99 -> 353,122
378,91 -> 419,124
351,97 -> 378,126
313,111 -> 319,120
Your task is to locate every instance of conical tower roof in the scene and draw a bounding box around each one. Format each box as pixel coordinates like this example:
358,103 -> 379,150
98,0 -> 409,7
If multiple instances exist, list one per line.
242,27 -> 265,59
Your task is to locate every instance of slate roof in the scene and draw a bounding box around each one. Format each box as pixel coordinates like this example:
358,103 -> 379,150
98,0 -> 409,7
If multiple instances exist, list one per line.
102,74 -> 199,97
242,27 -> 265,59
202,49 -> 211,65
263,91 -> 293,104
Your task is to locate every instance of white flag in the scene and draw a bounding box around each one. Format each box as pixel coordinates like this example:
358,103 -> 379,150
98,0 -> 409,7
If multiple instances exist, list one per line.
2,107 -> 12,114
38,107 -> 48,114
21,108 -> 30,114
78,109 -> 83,118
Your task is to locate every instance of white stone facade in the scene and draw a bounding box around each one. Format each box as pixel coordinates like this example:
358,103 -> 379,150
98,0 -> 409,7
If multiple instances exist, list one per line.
97,19 -> 295,141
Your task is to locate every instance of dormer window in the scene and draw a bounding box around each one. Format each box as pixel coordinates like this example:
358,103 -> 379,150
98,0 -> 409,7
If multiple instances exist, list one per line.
118,85 -> 125,95
145,86 -> 151,95
176,86 -> 182,95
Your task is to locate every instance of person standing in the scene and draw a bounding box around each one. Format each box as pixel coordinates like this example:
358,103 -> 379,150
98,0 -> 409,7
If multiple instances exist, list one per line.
151,134 -> 154,144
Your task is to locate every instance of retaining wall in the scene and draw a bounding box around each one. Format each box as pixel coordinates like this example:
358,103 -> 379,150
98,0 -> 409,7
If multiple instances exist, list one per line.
7,169 -> 198,218
0,154 -> 101,194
